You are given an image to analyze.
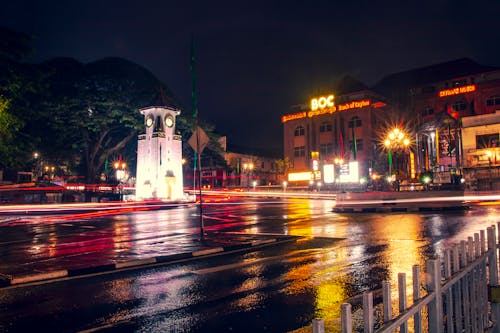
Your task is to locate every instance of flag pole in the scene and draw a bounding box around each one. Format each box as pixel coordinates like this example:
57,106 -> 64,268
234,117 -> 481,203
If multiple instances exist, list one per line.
190,35 -> 204,240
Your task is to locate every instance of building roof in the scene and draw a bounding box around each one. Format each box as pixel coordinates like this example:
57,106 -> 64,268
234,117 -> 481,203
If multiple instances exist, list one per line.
373,58 -> 499,94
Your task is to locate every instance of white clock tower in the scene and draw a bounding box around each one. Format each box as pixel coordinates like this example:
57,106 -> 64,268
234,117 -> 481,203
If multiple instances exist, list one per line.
135,106 -> 184,200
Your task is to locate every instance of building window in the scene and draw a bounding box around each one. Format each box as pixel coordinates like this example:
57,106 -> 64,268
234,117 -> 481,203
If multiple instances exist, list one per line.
422,86 -> 435,94
486,96 -> 500,106
320,143 -> 333,156
476,133 -> 499,149
294,125 -> 305,136
349,139 -> 364,151
294,146 -> 305,157
452,101 -> 467,111
422,107 -> 434,117
348,116 -> 362,128
319,121 -> 332,133
453,79 -> 467,87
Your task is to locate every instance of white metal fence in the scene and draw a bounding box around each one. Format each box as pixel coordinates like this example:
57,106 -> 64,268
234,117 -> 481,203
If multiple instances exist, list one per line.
312,224 -> 500,333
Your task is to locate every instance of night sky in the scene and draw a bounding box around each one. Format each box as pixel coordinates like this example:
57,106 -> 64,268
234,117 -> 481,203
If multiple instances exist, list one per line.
2,0 -> 499,155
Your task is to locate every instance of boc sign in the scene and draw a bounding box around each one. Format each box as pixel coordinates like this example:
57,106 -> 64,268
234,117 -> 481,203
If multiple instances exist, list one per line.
311,94 -> 334,111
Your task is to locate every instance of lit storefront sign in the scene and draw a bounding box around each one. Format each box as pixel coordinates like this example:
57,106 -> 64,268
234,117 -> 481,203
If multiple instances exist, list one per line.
288,172 -> 313,182
311,95 -> 335,111
339,161 -> 359,183
337,100 -> 370,111
282,99 -> 372,123
281,112 -> 307,123
438,84 -> 476,97
323,164 -> 334,184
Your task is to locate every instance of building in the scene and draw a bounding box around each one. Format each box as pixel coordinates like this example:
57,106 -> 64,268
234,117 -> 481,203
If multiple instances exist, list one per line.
374,58 -> 500,187
462,111 -> 500,190
283,59 -> 500,190
135,106 -> 184,200
282,77 -> 398,188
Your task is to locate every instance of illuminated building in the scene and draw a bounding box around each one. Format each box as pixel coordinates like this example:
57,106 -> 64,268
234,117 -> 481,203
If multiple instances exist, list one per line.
135,106 -> 184,200
374,58 -> 500,188
282,77 -> 397,187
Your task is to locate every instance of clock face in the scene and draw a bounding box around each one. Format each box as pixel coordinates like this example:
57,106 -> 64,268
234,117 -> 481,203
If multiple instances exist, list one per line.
165,115 -> 174,128
146,116 -> 154,127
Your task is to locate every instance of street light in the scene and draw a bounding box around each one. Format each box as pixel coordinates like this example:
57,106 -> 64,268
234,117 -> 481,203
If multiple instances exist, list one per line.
384,127 -> 410,182
334,157 -> 344,191
243,162 -> 254,189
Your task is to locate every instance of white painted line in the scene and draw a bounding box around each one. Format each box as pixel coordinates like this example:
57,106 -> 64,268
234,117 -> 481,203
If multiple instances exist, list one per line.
192,253 -> 294,275
10,270 -> 68,284
115,258 -> 157,269
251,239 -> 276,246
192,247 -> 224,257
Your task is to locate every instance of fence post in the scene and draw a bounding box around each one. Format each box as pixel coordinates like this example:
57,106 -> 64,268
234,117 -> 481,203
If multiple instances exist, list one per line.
489,225 -> 500,333
481,230 -> 488,329
312,318 -> 324,333
427,258 -> 443,333
341,303 -> 352,333
452,245 -> 462,333
363,292 -> 374,333
444,250 -> 454,333
413,265 -> 422,333
461,240 -> 471,330
383,281 -> 392,322
398,273 -> 408,333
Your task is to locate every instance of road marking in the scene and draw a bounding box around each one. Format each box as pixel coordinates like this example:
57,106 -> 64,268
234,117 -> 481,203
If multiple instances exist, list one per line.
191,253 -> 293,275
115,258 -> 157,269
10,270 -> 68,284
192,247 -> 224,257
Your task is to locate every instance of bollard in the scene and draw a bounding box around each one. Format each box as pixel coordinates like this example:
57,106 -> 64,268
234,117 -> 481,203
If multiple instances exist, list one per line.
312,318 -> 324,333
341,303 -> 352,333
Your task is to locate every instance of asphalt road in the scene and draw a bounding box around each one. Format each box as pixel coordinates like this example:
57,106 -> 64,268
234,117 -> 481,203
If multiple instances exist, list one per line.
0,197 -> 498,332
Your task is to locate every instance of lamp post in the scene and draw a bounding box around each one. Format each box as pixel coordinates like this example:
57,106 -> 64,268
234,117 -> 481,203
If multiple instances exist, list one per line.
384,127 -> 410,185
113,161 -> 127,200
243,162 -> 254,190
486,150 -> 493,190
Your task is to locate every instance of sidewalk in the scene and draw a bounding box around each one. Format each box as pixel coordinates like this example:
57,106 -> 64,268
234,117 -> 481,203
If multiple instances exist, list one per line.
0,229 -> 297,288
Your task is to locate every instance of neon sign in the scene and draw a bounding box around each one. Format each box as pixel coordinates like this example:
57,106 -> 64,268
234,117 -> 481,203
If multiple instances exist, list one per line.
337,100 -> 370,111
281,112 -> 306,123
311,95 -> 335,111
281,99 -> 373,123
438,84 -> 476,97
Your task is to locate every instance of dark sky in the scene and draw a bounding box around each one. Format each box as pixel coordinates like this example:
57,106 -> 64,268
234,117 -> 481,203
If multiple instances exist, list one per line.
2,0 -> 499,154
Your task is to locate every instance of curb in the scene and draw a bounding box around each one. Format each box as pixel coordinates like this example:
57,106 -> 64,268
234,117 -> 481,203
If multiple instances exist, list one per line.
333,205 -> 469,213
0,236 -> 297,288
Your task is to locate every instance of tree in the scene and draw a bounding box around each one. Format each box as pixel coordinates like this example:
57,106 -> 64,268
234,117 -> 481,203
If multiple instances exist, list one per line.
41,57 -> 182,182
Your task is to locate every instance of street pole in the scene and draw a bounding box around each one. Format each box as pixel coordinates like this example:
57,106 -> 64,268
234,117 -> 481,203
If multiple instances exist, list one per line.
190,36 -> 204,241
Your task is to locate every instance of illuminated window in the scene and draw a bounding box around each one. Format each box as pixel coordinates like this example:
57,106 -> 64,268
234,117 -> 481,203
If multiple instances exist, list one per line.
422,107 -> 434,117
294,146 -> 305,157
319,122 -> 332,133
452,101 -> 467,111
476,134 -> 499,149
453,79 -> 467,87
486,96 -> 500,106
320,143 -> 333,156
348,116 -> 362,128
294,125 -> 305,136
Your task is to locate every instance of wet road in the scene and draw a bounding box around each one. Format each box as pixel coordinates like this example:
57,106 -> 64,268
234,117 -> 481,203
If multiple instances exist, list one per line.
0,197 -> 499,332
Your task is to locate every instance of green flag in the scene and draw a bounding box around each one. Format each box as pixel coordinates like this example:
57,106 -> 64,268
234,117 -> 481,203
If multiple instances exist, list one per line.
388,150 -> 393,170
351,126 -> 357,160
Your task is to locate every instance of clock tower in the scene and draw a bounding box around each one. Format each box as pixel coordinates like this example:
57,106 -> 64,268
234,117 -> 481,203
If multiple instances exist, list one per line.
136,106 -> 184,200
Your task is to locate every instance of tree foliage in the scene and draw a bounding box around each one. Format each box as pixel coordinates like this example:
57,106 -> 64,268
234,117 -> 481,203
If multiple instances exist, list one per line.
0,27 -> 225,183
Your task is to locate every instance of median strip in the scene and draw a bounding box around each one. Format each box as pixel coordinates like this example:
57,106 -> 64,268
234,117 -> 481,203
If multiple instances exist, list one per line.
251,239 -> 276,246
192,247 -> 224,257
114,258 -> 157,269
10,270 -> 68,285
